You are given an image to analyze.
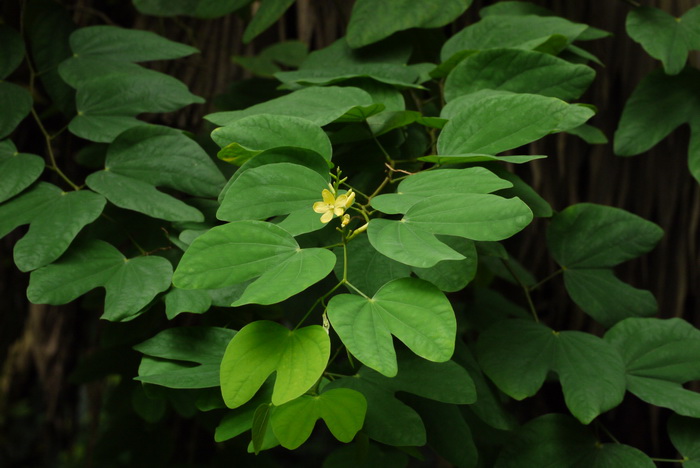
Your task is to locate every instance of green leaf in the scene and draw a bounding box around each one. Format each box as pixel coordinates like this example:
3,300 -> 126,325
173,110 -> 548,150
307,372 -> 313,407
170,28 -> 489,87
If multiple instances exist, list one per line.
0,82 -> 33,140
478,319 -> 626,424
444,48 -> 595,102
134,0 -> 252,18
480,1 -> 554,18
27,239 -> 173,321
605,318 -> 700,417
86,170 -> 204,223
0,183 -> 106,271
491,166 -> 553,218
324,352 -> 475,445
215,381 -> 273,442
270,388 -> 367,449
211,114 -> 332,164
0,26 -> 25,79
669,415 -> 700,468
566,123 -> 608,144
69,25 -> 198,61
219,321 -> 330,407
243,0 -> 295,43
59,58 -> 203,142
626,6 -> 700,75
441,14 -> 588,62
614,68 -> 700,182
494,414 -> 655,468
347,0 -> 471,48
0,140 -> 45,204
233,40 -> 307,76
412,236 -> 477,292
334,235 -> 412,296
327,277 -> 456,376
547,203 -> 663,326
419,153 -> 546,165
437,93 -> 577,155
206,86 -> 373,127
104,125 -> 226,197
134,327 -> 235,388
163,288 -> 212,319
251,403 -> 273,455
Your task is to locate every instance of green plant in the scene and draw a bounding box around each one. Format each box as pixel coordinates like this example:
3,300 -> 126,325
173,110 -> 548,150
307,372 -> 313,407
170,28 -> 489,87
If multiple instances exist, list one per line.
2,0 -> 700,466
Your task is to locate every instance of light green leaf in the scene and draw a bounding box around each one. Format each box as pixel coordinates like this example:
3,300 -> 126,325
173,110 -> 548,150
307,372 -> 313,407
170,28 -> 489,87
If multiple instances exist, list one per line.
86,170 -> 204,222
206,86 -> 373,127
547,203 -> 663,327
367,218 -> 466,268
334,235 -> 412,296
0,82 -> 33,140
0,183 -> 106,271
164,288 -> 212,319
232,248 -> 335,306
626,6 -> 700,75
69,25 -> 198,62
27,239 -> 173,321
669,415 -> 700,468
412,236 -> 477,292
605,318 -> 700,417
59,58 -> 203,142
271,388 -> 367,449
444,48 -> 595,102
104,125 -> 226,197
211,114 -> 332,164
614,67 -> 700,182
437,93 -> 575,155
220,321 -> 330,407
134,327 -> 235,388
0,26 -> 25,79
478,319 -> 626,423
324,352 -> 475,445
566,123 -> 608,144
243,0 -> 295,43
441,14 -> 588,62
327,277 -> 456,376
0,140 -> 45,204
494,414 -> 655,468
347,0 -> 471,48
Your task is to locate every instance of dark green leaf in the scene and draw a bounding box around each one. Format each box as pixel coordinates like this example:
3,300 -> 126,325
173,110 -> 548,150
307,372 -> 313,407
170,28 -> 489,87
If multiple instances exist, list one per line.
412,236 -> 477,292
27,240 -> 173,321
668,415 -> 700,468
0,140 -> 45,204
0,26 -> 25,79
0,82 -> 33,140
163,288 -> 212,319
243,0 -> 295,43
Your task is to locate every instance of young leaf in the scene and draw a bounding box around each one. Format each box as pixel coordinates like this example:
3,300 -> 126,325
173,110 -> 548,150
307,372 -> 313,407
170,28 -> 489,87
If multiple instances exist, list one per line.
219,321 -> 330,408
477,319 -> 626,424
605,318 -> 700,417
547,203 -> 663,326
0,183 -> 106,271
27,240 -> 173,321
0,140 -> 44,204
494,414 -> 655,467
626,6 -> 700,75
346,0 -> 472,48
206,86 -> 373,127
270,388 -> 367,449
327,277 -> 456,377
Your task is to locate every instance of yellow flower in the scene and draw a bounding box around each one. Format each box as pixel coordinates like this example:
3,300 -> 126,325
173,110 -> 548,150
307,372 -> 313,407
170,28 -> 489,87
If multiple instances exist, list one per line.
341,214 -> 350,227
313,188 -> 355,223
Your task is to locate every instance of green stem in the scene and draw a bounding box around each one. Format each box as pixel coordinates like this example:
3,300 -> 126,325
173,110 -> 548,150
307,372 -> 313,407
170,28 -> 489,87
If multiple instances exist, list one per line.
344,281 -> 370,300
294,281 -> 345,331
30,108 -> 81,191
501,258 -> 539,323
596,421 -> 621,444
650,458 -> 686,463
529,268 -> 564,291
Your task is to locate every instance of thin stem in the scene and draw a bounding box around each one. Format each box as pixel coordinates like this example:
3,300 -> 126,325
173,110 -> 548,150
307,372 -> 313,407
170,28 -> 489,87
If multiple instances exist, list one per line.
650,457 -> 686,463
501,258 -> 539,322
596,421 -> 621,444
294,281 -> 345,331
344,281 -> 370,300
31,108 -> 81,191
529,268 -> 564,291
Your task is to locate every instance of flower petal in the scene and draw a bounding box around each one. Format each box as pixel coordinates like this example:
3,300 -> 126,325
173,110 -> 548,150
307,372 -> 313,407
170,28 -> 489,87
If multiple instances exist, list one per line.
320,210 -> 334,223
334,206 -> 345,216
313,202 -> 330,213
321,189 -> 335,204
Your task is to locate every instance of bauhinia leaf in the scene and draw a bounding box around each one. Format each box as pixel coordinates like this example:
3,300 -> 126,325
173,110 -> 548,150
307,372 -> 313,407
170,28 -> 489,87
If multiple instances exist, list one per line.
0,140 -> 45,204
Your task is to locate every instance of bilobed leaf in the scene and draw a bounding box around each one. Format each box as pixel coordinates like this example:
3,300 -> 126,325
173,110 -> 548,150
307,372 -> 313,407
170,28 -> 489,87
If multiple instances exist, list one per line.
243,0 -> 295,43
494,414 -> 655,468
0,140 -> 45,204
211,114 -> 332,165
668,415 -> 700,467
86,170 -> 204,223
547,203 -> 663,326
0,26 -> 25,79
0,183 -> 106,271
626,6 -> 700,75
347,0 -> 471,48
164,288 -> 212,319
27,240 -> 173,321
605,318 -> 700,417
0,82 -> 33,140
270,388 -> 367,449
219,321 -> 330,407
614,67 -> 700,182
412,236 -> 477,292
437,93 -> 577,155
327,277 -> 456,377
478,319 -> 626,423
206,86 -> 373,127
444,48 -> 595,102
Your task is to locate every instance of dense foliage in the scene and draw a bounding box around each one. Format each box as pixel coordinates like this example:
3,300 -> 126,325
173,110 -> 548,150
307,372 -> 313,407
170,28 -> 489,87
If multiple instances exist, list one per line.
1,0 -> 699,466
